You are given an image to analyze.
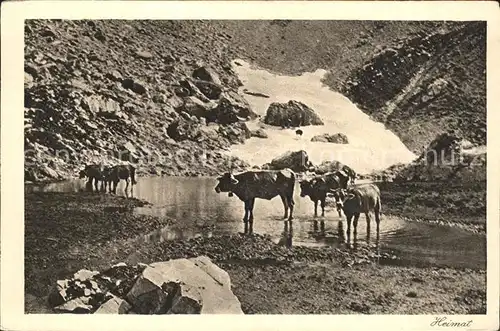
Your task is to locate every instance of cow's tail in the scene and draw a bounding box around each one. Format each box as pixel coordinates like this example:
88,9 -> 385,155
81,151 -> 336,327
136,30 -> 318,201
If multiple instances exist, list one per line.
131,166 -> 138,185
375,196 -> 382,220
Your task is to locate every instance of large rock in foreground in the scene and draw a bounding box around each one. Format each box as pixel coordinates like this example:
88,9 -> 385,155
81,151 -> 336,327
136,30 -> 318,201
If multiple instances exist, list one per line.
263,100 -> 324,127
127,256 -> 242,314
268,150 -> 310,172
47,257 -> 243,314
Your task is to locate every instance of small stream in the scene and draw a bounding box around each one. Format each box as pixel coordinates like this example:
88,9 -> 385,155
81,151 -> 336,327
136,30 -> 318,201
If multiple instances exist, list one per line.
27,176 -> 486,270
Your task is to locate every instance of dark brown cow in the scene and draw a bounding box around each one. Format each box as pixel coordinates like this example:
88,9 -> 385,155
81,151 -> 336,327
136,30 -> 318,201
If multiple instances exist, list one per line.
332,183 -> 382,240
108,164 -> 138,194
79,164 -> 107,192
214,169 -> 295,234
299,171 -> 348,218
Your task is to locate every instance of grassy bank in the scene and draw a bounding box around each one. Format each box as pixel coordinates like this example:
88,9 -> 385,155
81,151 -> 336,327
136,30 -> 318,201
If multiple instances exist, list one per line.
25,190 -> 486,314
376,180 -> 486,233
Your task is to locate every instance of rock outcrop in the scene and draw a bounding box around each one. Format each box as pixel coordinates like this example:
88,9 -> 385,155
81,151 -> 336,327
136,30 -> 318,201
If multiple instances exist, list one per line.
342,22 -> 486,153
263,100 -> 323,127
310,133 -> 349,144
373,132 -> 486,183
251,129 -> 268,139
47,257 -> 243,314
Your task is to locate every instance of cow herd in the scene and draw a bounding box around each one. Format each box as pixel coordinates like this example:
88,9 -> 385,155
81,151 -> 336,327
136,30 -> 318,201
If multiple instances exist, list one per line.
79,162 -> 382,239
79,164 -> 137,194
214,165 -> 383,238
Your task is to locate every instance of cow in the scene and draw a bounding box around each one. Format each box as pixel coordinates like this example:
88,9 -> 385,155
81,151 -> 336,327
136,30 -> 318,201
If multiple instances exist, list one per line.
295,129 -> 303,137
214,169 -> 295,234
107,164 -> 138,194
99,166 -> 114,192
299,171 -> 348,218
79,164 -> 107,192
340,165 -> 357,185
331,183 -> 382,241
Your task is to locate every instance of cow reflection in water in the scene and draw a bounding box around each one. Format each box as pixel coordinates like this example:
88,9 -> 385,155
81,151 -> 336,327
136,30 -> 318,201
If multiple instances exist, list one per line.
343,221 -> 381,253
278,221 -> 293,248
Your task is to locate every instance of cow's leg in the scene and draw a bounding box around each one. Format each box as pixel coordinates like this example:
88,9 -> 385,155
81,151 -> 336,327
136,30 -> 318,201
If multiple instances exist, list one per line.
313,200 -> 318,218
280,195 -> 289,219
112,180 -> 119,194
243,200 -> 250,234
365,212 -> 371,233
125,178 -> 130,193
248,198 -> 255,234
287,193 -> 294,221
320,198 -> 326,217
346,214 -> 352,244
93,178 -> 99,192
353,213 -> 360,236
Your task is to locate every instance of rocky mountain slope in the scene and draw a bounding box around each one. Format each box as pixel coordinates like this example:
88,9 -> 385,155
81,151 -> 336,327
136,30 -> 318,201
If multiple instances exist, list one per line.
24,20 -> 485,181
340,22 -> 486,153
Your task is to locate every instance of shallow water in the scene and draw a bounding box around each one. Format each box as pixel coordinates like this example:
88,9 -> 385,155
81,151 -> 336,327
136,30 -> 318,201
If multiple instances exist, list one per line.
27,176 -> 486,270
226,60 -> 417,173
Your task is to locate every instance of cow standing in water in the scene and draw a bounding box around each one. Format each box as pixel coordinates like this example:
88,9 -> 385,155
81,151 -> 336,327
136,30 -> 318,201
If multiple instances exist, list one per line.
79,164 -> 107,192
214,169 -> 296,234
108,164 -> 138,194
332,183 -> 382,242
300,171 -> 348,218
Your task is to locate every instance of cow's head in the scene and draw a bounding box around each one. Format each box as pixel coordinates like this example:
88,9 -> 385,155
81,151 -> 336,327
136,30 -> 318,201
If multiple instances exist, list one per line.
299,179 -> 312,197
78,169 -> 87,179
214,172 -> 239,194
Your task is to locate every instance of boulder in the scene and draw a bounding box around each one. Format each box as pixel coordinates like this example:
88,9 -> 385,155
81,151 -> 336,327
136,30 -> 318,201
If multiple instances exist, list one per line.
176,96 -> 213,118
74,269 -> 100,282
82,95 -> 121,114
127,257 -> 243,314
122,78 -> 147,95
206,92 -> 257,125
311,133 -> 349,144
53,297 -> 93,314
192,66 -> 222,85
193,80 -> 223,100
178,79 -> 210,102
263,100 -> 323,127
313,160 -> 346,175
94,295 -> 132,314
167,119 -> 202,142
106,70 -> 123,82
218,122 -> 251,144
125,267 -> 171,314
251,129 -> 268,139
135,50 -> 154,59
25,73 -> 34,88
269,150 -> 309,172
164,281 -> 203,314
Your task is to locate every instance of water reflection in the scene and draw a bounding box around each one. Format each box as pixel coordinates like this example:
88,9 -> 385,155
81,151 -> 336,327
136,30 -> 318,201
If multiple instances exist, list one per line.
26,176 -> 486,269
278,221 -> 294,248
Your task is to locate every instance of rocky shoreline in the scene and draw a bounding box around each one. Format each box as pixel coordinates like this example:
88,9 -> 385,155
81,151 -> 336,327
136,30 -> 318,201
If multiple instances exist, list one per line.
25,190 -> 486,314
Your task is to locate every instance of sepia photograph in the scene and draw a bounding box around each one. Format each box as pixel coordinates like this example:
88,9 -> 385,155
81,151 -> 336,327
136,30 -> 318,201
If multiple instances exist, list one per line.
1,1 -> 500,330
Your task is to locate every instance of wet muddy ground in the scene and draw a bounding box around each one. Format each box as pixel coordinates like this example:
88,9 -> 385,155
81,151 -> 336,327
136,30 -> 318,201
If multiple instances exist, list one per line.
25,186 -> 486,314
